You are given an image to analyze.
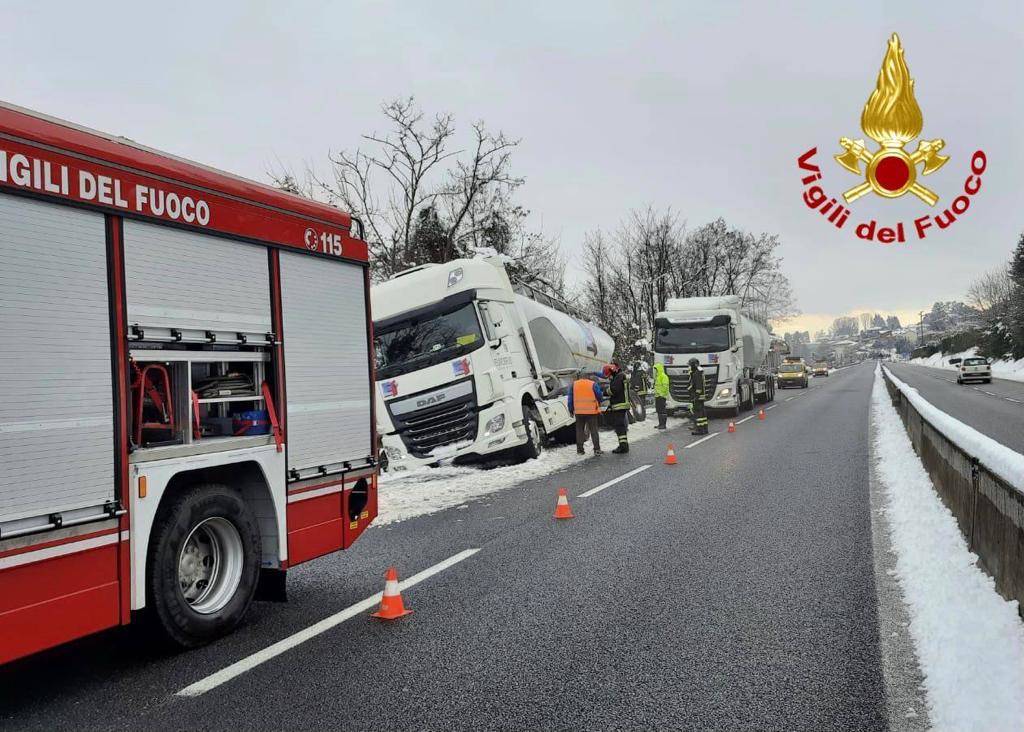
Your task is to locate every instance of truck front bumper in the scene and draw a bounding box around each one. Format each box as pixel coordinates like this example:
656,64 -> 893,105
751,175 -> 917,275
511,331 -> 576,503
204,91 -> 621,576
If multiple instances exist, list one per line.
380,400 -> 521,471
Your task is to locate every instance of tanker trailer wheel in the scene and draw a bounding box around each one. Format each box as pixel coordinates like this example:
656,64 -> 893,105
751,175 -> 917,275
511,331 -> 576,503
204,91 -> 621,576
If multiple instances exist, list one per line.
516,406 -> 547,461
147,483 -> 261,648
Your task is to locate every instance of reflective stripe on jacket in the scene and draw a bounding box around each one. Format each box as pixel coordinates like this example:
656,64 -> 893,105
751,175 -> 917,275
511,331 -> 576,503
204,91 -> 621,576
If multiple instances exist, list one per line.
570,379 -> 601,415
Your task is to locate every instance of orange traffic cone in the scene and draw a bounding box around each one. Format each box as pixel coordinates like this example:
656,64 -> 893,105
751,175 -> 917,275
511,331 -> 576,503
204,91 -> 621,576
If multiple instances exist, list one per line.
727,421 -> 736,433
758,409 -> 766,421
665,444 -> 678,465
554,487 -> 574,519
370,566 -> 413,620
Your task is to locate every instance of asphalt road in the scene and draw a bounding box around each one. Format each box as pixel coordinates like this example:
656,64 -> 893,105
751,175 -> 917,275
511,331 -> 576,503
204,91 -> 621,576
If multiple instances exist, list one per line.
1,363 -> 903,731
885,362 -> 1024,454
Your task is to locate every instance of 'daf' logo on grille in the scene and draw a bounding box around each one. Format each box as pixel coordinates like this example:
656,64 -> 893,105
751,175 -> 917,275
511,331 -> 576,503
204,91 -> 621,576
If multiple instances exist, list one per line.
796,33 -> 988,245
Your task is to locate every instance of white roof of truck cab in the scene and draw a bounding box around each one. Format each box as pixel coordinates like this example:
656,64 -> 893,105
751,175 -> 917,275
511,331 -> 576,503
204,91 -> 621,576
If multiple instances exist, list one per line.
663,295 -> 741,312
371,257 -> 512,322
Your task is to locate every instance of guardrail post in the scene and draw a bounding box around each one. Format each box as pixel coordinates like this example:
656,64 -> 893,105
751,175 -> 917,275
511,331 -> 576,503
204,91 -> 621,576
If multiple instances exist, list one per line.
969,457 -> 980,553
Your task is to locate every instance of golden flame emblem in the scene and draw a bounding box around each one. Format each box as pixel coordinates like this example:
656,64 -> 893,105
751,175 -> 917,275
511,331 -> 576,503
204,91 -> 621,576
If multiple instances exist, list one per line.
835,33 -> 948,205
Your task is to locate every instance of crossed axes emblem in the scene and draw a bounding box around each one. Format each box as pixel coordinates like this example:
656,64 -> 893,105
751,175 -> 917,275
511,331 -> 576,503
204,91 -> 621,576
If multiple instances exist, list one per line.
834,137 -> 949,206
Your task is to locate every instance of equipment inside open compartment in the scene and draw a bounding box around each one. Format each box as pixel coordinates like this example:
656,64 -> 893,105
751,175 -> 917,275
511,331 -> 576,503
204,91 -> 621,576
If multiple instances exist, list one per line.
129,347 -> 279,458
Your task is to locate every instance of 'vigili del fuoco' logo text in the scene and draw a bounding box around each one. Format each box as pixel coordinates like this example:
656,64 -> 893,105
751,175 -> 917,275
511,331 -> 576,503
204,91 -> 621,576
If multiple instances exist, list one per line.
797,33 -> 987,244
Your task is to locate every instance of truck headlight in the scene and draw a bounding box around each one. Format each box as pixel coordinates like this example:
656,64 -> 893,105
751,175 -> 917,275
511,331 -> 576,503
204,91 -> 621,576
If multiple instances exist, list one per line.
716,387 -> 731,398
484,414 -> 506,435
384,446 -> 404,460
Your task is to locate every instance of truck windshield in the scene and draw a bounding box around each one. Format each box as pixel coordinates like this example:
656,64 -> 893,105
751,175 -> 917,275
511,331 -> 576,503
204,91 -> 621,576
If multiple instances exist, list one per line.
375,302 -> 484,379
779,364 -> 804,373
654,324 -> 730,353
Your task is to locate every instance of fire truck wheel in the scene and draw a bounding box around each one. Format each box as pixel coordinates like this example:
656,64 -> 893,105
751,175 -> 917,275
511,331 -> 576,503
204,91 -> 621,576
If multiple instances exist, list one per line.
147,483 -> 261,648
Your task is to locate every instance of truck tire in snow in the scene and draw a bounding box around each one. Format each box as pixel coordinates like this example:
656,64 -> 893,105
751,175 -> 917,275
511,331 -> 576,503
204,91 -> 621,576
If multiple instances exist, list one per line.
516,406 -> 546,461
146,483 -> 261,648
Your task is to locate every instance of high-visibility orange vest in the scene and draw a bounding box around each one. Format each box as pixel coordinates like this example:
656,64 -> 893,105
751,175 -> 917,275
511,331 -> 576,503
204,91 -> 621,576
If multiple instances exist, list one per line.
572,379 -> 600,415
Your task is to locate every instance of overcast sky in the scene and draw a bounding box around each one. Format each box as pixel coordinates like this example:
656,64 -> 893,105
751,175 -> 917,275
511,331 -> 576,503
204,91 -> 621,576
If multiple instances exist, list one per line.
4,2 -> 1021,334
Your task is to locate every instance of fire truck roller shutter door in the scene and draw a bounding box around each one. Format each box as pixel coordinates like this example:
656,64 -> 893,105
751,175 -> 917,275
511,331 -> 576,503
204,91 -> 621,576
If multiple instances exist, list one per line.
279,252 -> 371,475
0,195 -> 114,524
122,220 -> 272,342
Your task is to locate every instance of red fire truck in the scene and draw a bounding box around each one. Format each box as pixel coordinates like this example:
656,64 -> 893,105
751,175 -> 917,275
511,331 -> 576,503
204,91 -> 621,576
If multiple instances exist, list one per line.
0,103 -> 377,663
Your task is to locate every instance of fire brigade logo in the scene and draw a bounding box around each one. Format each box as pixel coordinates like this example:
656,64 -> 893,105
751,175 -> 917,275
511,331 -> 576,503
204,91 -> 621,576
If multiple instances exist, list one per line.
833,33 -> 948,206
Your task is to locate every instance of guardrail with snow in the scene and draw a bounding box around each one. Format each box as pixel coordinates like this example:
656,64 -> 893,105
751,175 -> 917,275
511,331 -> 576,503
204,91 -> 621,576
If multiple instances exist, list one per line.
881,366 -> 1024,614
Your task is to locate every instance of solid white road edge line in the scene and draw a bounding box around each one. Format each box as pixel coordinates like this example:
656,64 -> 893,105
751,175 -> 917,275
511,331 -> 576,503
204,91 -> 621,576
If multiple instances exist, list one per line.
736,415 -> 755,424
176,548 -> 481,698
684,432 -> 719,449
578,465 -> 652,498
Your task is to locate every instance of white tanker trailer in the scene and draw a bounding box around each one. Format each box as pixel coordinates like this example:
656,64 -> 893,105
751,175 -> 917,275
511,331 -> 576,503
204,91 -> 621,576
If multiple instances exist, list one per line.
653,295 -> 777,417
372,255 -> 614,470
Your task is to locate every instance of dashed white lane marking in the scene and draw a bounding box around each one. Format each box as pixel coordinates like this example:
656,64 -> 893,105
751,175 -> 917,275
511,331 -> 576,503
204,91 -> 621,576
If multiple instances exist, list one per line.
684,432 -> 719,449
736,414 -> 756,424
785,396 -> 796,402
765,405 -> 777,410
578,465 -> 652,498
1007,398 -> 1022,403
177,548 -> 481,697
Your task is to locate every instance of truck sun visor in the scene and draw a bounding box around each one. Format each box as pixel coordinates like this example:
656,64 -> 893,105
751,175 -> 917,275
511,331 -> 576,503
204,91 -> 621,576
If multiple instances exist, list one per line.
374,288 -> 479,334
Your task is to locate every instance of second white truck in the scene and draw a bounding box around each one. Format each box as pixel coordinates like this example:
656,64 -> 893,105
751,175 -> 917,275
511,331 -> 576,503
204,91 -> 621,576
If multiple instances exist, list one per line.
372,256 -> 614,470
653,295 -> 777,417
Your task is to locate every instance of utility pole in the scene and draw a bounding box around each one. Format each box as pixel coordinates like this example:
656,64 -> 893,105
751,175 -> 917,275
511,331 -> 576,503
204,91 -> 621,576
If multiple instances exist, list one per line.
918,310 -> 924,343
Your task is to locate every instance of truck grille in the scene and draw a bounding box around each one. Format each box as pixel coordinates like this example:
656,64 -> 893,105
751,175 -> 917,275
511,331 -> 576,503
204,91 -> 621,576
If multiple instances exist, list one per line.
668,365 -> 718,401
387,379 -> 479,458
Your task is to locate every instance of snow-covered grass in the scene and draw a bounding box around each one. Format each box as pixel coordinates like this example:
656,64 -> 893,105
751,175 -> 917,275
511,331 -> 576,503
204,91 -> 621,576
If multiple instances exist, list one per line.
883,366 -> 1024,495
871,366 -> 1024,731
911,347 -> 1024,383
377,415 -> 674,525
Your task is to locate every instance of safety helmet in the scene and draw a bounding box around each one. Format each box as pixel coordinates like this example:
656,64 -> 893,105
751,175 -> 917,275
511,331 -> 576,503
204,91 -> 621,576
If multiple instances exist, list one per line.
688,358 -> 700,368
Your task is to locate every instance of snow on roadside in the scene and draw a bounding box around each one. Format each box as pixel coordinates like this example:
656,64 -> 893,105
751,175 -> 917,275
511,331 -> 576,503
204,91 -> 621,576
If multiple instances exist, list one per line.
376,415 -> 674,525
910,347 -> 1024,383
884,366 -> 1024,494
871,365 -> 1024,731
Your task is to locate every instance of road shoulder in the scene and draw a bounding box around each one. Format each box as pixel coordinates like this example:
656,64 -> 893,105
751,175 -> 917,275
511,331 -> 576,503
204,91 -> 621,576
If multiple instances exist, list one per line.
868,399 -> 931,731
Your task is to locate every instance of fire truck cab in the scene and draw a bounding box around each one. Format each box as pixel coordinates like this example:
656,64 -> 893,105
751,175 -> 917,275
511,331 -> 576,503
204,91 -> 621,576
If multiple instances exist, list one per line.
0,103 -> 377,663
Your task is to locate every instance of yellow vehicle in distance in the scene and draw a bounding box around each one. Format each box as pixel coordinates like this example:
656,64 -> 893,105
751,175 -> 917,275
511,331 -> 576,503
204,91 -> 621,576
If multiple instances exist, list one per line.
812,361 -> 830,377
777,358 -> 810,389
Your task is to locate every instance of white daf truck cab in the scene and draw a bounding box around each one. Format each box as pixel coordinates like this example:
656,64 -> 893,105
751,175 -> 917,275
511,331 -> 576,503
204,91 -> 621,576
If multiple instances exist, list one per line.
653,295 -> 776,417
372,256 -> 613,470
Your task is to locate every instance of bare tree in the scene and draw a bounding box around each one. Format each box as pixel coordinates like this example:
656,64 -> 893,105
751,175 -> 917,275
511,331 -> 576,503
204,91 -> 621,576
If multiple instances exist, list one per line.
967,266 -> 1013,313
300,97 -> 523,279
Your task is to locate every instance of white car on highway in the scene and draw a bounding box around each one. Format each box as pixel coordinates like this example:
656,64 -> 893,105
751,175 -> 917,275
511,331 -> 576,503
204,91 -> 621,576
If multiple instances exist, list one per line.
956,356 -> 992,384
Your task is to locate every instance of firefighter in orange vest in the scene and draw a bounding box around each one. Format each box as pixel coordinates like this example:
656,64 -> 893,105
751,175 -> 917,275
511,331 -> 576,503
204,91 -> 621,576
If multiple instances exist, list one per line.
568,373 -> 604,455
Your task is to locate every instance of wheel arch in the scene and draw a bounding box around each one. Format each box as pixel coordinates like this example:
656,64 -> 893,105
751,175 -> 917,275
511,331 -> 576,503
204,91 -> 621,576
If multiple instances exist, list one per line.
154,462 -> 279,568
131,449 -> 288,612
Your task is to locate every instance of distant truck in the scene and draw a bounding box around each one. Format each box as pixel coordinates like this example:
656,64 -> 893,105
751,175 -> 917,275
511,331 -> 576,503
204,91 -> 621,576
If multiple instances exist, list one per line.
372,256 -> 614,470
652,295 -> 777,417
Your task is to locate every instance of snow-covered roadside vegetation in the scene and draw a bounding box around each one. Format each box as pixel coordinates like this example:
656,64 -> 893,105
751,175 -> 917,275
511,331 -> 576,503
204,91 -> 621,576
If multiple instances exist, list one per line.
871,366 -> 1024,730
910,347 -> 1024,384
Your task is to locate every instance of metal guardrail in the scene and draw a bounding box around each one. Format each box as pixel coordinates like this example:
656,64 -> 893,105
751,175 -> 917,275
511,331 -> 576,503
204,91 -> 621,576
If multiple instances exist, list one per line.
881,367 -> 1024,613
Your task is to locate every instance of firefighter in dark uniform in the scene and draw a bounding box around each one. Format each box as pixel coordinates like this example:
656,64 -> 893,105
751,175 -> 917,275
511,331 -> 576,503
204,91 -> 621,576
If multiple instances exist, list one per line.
604,362 -> 631,453
688,357 -> 709,435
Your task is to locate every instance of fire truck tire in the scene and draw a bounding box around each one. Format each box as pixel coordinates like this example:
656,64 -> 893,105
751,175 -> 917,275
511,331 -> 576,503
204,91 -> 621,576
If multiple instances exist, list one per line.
146,483 -> 261,648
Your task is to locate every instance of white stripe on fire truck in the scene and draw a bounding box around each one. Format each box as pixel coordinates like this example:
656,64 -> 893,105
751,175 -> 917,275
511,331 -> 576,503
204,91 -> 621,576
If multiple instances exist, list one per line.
0,531 -> 119,570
